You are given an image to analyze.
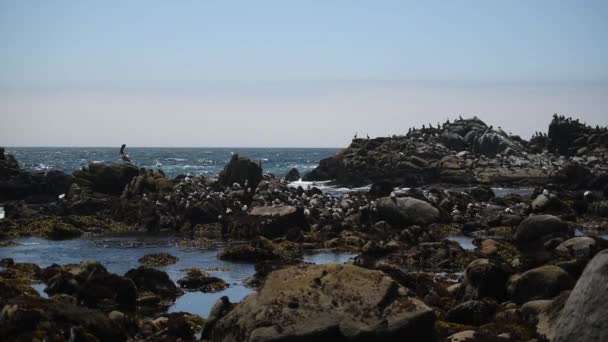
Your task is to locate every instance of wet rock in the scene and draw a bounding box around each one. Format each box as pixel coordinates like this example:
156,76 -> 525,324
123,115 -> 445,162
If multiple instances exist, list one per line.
445,299 -> 497,326
284,168 -> 300,182
0,296 -> 130,341
124,266 -> 182,299
553,249 -> 608,342
219,154 -> 263,189
375,196 -> 440,226
177,268 -> 228,293
461,259 -> 510,301
507,265 -> 574,304
513,215 -> 572,252
208,264 -> 436,341
138,253 -> 178,266
43,261 -> 137,311
218,237 -> 300,262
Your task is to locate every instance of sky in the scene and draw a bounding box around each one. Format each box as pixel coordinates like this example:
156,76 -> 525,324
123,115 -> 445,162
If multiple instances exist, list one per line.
1,0 -> 607,147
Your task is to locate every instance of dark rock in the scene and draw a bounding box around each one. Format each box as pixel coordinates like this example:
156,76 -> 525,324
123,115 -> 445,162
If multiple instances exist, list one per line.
461,259 -> 510,301
219,154 -> 263,189
445,300 -> 497,326
73,162 -> 139,195
369,181 -> 394,197
177,268 -> 228,293
513,215 -> 572,252
138,253 -> 178,266
284,168 -> 300,182
124,266 -> 182,299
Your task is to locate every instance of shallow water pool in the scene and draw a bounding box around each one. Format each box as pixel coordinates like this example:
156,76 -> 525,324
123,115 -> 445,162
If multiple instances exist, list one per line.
0,236 -> 355,317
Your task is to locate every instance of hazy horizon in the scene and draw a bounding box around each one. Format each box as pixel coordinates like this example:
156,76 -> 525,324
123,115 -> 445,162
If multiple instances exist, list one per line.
1,1 -> 607,148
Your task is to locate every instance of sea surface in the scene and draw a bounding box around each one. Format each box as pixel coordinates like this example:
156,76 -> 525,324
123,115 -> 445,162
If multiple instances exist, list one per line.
5,147 -> 338,178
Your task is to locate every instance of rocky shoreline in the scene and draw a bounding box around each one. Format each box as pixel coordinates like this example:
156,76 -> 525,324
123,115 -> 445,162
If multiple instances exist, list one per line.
1,114 -> 608,341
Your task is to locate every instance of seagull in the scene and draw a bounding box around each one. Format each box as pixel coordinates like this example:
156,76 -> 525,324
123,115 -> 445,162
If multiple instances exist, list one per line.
542,189 -> 550,196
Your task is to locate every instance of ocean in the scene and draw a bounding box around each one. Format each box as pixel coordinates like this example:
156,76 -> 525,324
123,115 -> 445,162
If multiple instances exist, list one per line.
5,147 -> 338,178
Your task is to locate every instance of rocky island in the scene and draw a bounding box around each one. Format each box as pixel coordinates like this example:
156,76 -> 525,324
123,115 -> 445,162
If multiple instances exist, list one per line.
1,114 -> 608,341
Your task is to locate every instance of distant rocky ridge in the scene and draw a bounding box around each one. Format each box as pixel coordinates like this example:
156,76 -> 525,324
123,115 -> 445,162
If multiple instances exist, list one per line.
304,115 -> 608,190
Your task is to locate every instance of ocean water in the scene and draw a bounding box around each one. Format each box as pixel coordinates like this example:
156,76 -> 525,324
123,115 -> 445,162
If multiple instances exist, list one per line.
5,147 -> 338,178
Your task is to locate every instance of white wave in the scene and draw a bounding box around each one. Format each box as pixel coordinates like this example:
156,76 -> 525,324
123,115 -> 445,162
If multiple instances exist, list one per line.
287,179 -> 371,197
165,158 -> 187,161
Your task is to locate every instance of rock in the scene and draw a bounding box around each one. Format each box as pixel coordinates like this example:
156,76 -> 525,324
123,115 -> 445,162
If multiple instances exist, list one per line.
375,196 -> 440,226
218,237 -> 298,262
507,265 -> 574,304
245,205 -> 309,239
553,249 -> 608,342
124,266 -> 182,299
284,168 -> 300,182
441,132 -> 467,151
445,299 -> 497,326
138,253 -> 179,266
513,215 -> 572,252
368,181 -> 393,197
461,259 -> 510,301
45,221 -> 82,240
201,296 -> 234,340
554,237 -> 596,260
0,296 -> 129,341
302,156 -> 344,182
177,268 -> 228,292
209,264 -> 436,341
218,154 -> 263,189
43,261 -> 137,311
73,162 -> 139,195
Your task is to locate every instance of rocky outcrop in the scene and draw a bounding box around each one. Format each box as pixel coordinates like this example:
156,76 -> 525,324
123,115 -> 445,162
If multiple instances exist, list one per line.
548,114 -> 608,156
218,154 -> 263,189
0,148 -> 73,202
73,162 -> 139,195
208,264 -> 437,341
303,116 -> 608,188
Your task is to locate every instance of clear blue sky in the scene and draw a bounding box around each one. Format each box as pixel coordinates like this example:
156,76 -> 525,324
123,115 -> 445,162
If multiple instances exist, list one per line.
1,0 -> 607,146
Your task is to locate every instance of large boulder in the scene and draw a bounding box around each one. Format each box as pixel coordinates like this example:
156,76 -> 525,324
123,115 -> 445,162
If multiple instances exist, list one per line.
218,154 -> 263,189
209,264 -> 436,341
513,215 -> 572,252
375,196 -> 440,226
73,163 -> 139,195
553,249 -> 608,342
507,265 -> 574,304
